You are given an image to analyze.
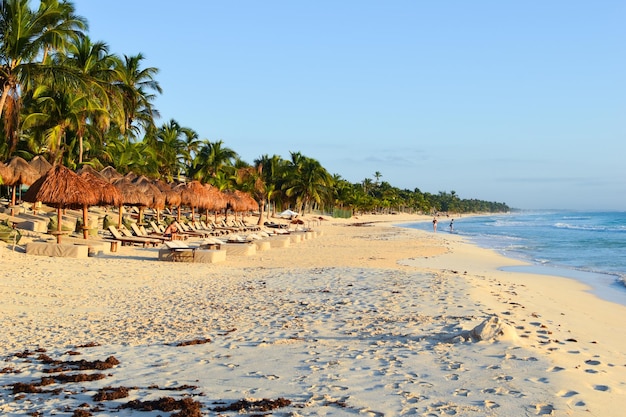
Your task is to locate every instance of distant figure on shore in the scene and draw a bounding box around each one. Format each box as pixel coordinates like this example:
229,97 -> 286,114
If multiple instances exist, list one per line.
449,219 -> 454,232
432,217 -> 438,232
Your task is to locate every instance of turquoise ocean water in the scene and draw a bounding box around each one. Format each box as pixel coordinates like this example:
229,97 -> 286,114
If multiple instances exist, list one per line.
401,211 -> 626,305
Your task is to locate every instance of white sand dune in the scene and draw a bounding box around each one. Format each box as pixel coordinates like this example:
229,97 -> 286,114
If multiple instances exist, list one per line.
1,213 -> 624,416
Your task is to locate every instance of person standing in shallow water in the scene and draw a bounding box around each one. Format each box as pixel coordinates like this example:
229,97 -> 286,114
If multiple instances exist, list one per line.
432,217 -> 438,232
449,218 -> 454,232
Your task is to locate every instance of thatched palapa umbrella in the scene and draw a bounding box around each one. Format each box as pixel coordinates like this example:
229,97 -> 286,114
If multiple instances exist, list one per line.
23,165 -> 98,243
0,162 -> 11,185
202,184 -> 227,222
5,156 -> 40,214
178,181 -> 211,222
153,179 -> 182,223
79,168 -> 123,239
131,176 -> 165,225
28,156 -> 53,214
112,176 -> 151,228
99,166 -> 123,183
29,155 -> 52,177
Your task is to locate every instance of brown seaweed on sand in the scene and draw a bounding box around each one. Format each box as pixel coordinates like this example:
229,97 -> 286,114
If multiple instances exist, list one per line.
175,338 -> 211,347
121,397 -> 202,417
212,397 -> 292,412
93,386 -> 131,401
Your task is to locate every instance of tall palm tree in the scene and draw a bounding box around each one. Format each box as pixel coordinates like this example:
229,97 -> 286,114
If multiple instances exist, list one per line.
254,154 -> 286,218
112,53 -> 161,139
148,119 -> 196,181
189,139 -> 238,183
236,165 -> 267,225
283,152 -> 332,213
0,0 -> 87,157
58,36 -> 120,164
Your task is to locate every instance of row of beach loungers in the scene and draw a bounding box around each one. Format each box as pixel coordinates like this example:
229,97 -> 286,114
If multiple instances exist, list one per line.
2,203 -> 318,260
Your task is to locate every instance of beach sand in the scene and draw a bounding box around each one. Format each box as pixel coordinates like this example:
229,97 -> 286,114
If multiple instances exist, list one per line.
1,213 -> 625,416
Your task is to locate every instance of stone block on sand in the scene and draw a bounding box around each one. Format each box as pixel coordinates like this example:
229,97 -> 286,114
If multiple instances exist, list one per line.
26,242 -> 89,258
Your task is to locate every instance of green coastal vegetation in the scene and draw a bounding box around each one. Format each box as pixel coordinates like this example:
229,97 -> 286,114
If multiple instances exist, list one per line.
0,0 -> 509,217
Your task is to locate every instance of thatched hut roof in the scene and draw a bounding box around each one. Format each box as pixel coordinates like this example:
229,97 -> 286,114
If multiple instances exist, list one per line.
153,179 -> 182,207
29,155 -> 52,177
79,171 -> 123,207
132,176 -> 165,209
112,176 -> 152,207
99,166 -> 123,182
178,181 -> 211,210
203,184 -> 227,211
5,156 -> 40,186
224,190 -> 257,212
23,165 -> 98,209
0,162 -> 10,185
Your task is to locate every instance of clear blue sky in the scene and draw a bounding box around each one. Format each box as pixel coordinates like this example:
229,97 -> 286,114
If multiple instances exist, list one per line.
74,1 -> 625,210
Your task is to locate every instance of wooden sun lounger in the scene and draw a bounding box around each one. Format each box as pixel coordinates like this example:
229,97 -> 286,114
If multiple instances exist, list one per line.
107,226 -> 161,247
130,223 -> 170,242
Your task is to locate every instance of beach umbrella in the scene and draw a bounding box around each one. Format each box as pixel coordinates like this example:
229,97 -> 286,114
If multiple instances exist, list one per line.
99,166 -> 123,182
5,156 -> 40,214
79,170 -> 123,239
112,176 -> 151,228
0,161 -> 11,185
279,209 -> 299,218
202,184 -> 228,220
28,155 -> 52,177
131,176 -> 165,224
23,165 -> 98,243
153,179 -> 182,223
178,180 -> 211,222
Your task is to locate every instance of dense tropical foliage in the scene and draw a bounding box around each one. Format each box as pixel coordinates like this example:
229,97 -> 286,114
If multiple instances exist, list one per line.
0,0 -> 509,217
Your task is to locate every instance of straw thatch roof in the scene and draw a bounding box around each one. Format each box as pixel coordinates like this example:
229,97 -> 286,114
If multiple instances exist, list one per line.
225,190 -> 257,212
99,166 -> 123,182
28,155 -> 52,177
112,176 -> 152,207
132,176 -> 165,209
204,184 -> 227,211
79,171 -> 123,207
178,181 -> 211,210
5,156 -> 40,186
154,179 -> 182,207
0,162 -> 10,184
23,165 -> 98,209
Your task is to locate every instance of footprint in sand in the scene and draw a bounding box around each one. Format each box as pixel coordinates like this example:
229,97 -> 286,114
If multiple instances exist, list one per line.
585,359 -> 601,366
547,366 -> 565,372
534,403 -> 555,415
594,384 -> 610,392
453,388 -> 470,397
557,389 -> 578,398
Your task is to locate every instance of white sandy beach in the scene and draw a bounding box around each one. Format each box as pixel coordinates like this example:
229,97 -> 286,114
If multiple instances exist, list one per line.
1,213 -> 625,416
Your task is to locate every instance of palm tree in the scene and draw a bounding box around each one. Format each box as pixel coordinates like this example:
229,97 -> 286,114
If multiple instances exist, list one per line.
189,139 -> 238,183
112,53 -> 161,139
58,36 -> 120,165
0,0 -> 87,157
148,119 -> 196,181
254,154 -> 286,218
283,152 -> 332,213
373,171 -> 382,185
236,165 -> 267,225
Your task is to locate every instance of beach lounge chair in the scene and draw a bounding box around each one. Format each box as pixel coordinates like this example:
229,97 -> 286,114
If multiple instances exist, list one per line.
158,240 -> 226,263
175,221 -> 211,238
130,223 -> 170,242
107,225 -> 161,247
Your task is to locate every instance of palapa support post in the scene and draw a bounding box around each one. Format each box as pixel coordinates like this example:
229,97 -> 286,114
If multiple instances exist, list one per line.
56,206 -> 63,244
82,204 -> 90,239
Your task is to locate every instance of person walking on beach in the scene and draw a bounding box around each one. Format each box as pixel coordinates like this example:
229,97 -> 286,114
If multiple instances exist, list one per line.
449,219 -> 454,232
432,217 -> 438,232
